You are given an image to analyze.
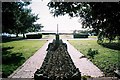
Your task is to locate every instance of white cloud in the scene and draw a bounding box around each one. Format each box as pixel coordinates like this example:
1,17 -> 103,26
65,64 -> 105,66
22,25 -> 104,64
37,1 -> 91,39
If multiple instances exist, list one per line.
29,0 -> 82,31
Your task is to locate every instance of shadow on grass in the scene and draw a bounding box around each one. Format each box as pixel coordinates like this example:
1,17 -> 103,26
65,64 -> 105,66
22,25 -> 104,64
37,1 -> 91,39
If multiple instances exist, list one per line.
2,46 -> 14,51
101,42 -> 120,50
2,46 -> 25,77
2,46 -> 25,64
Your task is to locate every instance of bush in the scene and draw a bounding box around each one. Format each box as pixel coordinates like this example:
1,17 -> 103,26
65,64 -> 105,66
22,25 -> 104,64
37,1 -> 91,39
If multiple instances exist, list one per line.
73,33 -> 88,38
87,48 -> 99,59
26,33 -> 42,39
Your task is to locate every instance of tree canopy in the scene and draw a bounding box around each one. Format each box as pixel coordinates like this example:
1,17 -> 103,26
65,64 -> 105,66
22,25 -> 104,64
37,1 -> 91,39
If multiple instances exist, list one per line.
48,2 -> 120,42
27,23 -> 44,32
2,2 -> 43,37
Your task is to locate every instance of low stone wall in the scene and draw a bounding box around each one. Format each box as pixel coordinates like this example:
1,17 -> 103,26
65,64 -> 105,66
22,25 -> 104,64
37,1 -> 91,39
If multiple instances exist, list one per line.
34,40 -> 81,80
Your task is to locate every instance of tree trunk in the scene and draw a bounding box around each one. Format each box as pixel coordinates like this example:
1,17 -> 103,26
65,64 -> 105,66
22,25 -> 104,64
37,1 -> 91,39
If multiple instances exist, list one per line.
16,33 -> 19,37
23,33 -> 25,39
16,29 -> 19,37
109,38 -> 112,43
118,36 -> 120,43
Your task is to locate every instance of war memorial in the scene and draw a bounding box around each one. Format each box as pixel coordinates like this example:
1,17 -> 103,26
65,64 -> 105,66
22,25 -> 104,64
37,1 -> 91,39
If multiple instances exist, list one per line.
34,26 -> 81,80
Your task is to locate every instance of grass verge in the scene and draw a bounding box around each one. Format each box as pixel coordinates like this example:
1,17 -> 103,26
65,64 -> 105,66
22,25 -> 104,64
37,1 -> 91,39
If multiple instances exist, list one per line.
2,40 -> 47,77
69,40 -> 120,77
88,36 -> 97,38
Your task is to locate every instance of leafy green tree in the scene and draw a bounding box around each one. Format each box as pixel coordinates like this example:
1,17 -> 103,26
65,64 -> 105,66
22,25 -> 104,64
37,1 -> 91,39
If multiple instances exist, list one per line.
2,2 -> 19,34
48,2 -> 120,42
2,2 -> 40,37
19,8 -> 39,38
2,2 -> 30,34
27,24 -> 44,32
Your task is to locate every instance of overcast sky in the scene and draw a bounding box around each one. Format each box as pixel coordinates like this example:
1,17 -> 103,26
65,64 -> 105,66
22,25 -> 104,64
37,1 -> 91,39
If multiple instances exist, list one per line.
29,0 -> 83,32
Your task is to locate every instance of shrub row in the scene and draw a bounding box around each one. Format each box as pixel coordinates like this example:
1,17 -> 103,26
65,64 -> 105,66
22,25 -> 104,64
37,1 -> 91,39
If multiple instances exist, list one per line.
73,33 -> 88,38
26,33 -> 42,39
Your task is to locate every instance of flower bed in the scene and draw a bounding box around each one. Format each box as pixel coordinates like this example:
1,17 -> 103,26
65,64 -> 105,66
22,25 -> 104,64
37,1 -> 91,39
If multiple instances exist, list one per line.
34,40 -> 81,80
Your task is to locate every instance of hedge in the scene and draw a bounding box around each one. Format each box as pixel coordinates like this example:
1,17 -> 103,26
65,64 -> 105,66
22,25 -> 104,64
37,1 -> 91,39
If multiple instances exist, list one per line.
26,33 -> 42,39
73,33 -> 88,38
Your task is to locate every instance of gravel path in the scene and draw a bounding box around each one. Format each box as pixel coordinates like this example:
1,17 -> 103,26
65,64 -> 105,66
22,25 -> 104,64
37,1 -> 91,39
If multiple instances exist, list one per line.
8,40 -> 52,78
63,40 -> 104,77
8,39 -> 103,78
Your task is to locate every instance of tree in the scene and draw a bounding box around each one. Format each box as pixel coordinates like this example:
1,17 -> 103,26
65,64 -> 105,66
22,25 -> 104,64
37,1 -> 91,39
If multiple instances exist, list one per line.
47,2 -> 120,42
2,2 -> 19,34
2,2 -> 40,37
19,8 -> 39,38
88,3 -> 120,43
2,2 -> 30,34
27,24 -> 44,32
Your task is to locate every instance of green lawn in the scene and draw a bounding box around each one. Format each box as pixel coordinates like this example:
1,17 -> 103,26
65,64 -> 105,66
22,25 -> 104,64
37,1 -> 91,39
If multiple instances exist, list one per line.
88,36 -> 97,38
2,40 -> 46,77
69,40 -> 120,76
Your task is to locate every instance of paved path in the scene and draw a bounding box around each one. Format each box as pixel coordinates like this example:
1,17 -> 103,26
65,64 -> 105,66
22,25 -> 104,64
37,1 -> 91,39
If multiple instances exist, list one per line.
9,40 -> 52,78
9,39 -> 103,78
63,40 -> 104,77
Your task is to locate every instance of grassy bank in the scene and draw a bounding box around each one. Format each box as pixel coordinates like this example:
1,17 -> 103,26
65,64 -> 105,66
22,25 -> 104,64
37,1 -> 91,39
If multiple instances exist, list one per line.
2,40 -> 47,77
69,40 -> 120,76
